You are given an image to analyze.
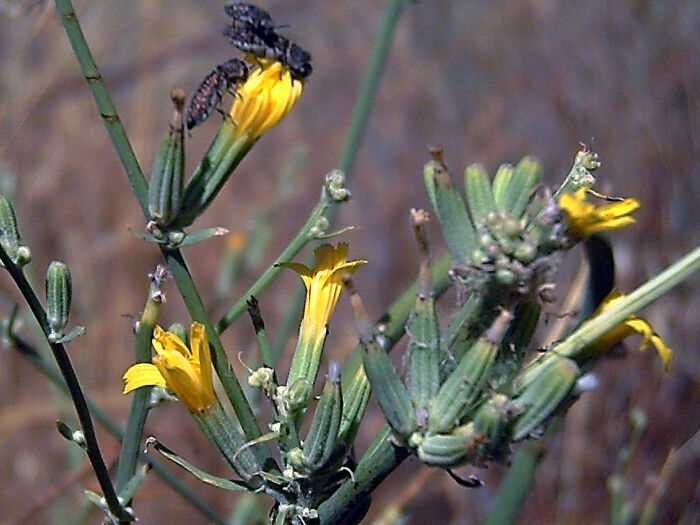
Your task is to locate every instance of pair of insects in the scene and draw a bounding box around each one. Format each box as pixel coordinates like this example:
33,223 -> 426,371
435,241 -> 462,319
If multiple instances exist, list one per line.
185,2 -> 312,130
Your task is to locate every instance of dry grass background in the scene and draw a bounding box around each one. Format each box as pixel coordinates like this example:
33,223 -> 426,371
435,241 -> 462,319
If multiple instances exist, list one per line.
0,1 -> 698,524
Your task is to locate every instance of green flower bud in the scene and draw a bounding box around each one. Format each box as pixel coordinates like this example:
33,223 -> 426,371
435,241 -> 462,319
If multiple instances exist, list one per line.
495,267 -> 517,286
514,241 -> 537,264
286,378 -> 313,412
0,195 -> 30,267
417,423 -> 480,467
46,261 -> 72,340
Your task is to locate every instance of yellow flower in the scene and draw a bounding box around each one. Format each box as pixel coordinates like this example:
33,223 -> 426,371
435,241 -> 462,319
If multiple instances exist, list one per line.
280,243 -> 366,387
591,290 -> 673,372
229,59 -> 304,144
559,188 -> 640,237
282,243 -> 367,342
123,322 -> 216,413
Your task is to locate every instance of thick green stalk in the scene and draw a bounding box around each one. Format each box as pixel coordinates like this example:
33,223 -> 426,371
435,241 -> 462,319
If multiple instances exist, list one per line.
0,246 -> 128,522
317,425 -> 409,525
115,273 -> 163,493
54,0 -> 148,215
557,246 -> 700,359
11,334 -> 226,524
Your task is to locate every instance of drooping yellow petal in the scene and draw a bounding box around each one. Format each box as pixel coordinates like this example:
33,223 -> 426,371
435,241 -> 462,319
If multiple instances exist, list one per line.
122,363 -> 167,394
559,189 -> 640,237
123,323 -> 217,413
229,60 -> 304,144
190,322 -> 214,406
591,290 -> 673,372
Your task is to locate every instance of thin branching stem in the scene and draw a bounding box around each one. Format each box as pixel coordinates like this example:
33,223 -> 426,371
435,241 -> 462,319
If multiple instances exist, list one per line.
0,246 -> 129,522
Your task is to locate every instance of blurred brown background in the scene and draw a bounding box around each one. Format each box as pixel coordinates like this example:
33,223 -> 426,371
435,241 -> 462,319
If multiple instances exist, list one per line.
0,1 -> 698,523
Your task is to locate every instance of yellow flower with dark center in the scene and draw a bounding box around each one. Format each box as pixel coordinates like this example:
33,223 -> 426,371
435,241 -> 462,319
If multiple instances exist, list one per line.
123,322 -> 216,413
591,290 -> 673,372
559,188 -> 640,237
229,59 -> 304,144
280,243 -> 366,386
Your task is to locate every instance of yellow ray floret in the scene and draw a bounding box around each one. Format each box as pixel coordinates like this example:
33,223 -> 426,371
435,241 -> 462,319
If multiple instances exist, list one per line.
591,290 -> 673,372
229,60 -> 304,143
123,322 -> 216,413
559,188 -> 640,237
281,243 -> 367,342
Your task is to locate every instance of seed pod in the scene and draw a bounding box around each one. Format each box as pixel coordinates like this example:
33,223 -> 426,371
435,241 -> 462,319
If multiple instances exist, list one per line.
429,335 -> 497,433
498,156 -> 541,219
511,354 -> 579,441
0,195 -> 30,266
464,163 -> 496,224
472,393 -> 513,462
422,154 -> 476,265
406,295 -> 440,420
338,361 -> 369,435
148,91 -> 185,228
302,363 -> 343,471
429,310 -> 511,433
362,339 -> 416,439
417,423 -> 479,467
491,163 -> 514,208
46,261 -> 72,339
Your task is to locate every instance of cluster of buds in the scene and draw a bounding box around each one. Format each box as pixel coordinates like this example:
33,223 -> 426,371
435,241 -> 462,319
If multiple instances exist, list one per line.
358,147 -> 661,472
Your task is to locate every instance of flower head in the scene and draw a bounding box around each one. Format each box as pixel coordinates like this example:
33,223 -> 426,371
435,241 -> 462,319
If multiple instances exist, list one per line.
281,243 -> 367,342
559,188 -> 639,237
229,59 -> 304,144
123,322 -> 216,413
592,290 -> 673,372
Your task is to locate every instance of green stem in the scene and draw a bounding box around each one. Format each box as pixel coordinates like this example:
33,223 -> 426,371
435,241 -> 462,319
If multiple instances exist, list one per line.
558,245 -> 700,358
115,272 -> 163,493
54,0 -> 148,215
216,188 -> 331,333
336,0 -> 411,178
10,333 -> 227,524
0,247 -> 128,522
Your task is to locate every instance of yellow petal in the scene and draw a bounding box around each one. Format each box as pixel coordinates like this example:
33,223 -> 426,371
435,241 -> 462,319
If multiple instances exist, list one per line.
624,318 -> 673,372
123,363 -> 166,394
152,325 -> 191,359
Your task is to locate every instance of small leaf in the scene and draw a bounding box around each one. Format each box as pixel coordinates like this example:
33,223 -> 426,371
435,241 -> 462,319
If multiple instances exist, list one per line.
148,438 -> 251,491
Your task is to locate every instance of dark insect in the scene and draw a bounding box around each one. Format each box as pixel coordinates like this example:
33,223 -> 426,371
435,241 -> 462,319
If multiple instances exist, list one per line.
223,19 -> 275,58
224,19 -> 312,80
185,58 -> 250,130
224,1 -> 274,30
